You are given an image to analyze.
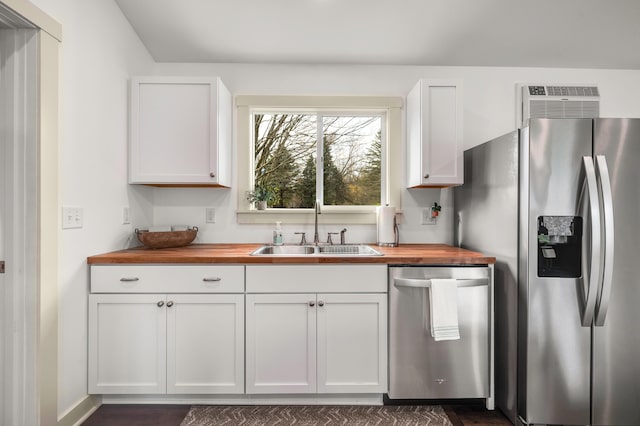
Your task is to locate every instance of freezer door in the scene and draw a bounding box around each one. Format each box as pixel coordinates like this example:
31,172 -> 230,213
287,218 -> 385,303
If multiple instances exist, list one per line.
592,118 -> 640,426
520,119 -> 593,425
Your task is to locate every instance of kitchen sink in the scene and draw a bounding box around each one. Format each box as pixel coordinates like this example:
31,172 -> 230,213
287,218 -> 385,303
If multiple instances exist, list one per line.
250,244 -> 382,256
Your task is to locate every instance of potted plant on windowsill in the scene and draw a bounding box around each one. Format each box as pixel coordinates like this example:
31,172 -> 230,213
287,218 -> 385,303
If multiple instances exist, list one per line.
246,185 -> 275,210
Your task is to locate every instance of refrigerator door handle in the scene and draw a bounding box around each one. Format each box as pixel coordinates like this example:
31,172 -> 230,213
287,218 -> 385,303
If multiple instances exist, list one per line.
595,155 -> 615,326
579,156 -> 601,326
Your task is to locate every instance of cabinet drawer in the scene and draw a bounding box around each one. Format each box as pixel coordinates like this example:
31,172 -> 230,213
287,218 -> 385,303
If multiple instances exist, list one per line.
246,265 -> 387,293
91,265 -> 244,293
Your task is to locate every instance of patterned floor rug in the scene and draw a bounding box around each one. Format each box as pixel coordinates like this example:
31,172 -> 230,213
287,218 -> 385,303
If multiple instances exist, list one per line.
180,405 -> 453,426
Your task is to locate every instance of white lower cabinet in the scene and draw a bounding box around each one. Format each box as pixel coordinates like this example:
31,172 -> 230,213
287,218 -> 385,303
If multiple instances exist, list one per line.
89,293 -> 244,394
246,293 -> 317,394
316,293 -> 387,393
167,294 -> 244,394
89,263 -> 388,399
88,294 -> 166,394
246,292 -> 387,394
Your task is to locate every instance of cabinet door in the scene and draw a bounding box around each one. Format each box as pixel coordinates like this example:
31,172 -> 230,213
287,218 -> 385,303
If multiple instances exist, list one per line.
88,294 -> 167,394
166,294 -> 244,394
129,76 -> 231,186
407,79 -> 463,187
317,293 -> 387,393
246,294 -> 317,394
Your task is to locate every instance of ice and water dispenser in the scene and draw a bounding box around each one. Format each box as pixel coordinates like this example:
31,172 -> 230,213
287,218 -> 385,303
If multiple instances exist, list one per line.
537,216 -> 582,278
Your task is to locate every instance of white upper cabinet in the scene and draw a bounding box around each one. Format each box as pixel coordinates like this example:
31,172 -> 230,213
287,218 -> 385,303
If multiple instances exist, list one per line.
406,79 -> 463,187
129,76 -> 231,186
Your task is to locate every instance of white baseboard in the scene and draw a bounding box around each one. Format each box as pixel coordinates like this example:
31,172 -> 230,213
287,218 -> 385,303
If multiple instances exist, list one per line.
100,393 -> 384,406
57,395 -> 101,426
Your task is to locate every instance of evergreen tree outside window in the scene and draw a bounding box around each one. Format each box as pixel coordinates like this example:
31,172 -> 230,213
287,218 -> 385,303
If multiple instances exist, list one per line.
253,112 -> 383,209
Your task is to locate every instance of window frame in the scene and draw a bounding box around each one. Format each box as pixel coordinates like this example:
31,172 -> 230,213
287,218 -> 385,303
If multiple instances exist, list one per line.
236,95 -> 402,224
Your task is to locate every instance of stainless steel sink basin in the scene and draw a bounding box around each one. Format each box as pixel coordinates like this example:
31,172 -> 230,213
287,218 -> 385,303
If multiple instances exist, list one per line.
318,245 -> 382,256
251,245 -> 316,255
250,244 -> 382,256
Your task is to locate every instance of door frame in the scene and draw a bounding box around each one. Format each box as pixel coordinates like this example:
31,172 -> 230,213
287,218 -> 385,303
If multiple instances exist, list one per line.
1,26 -> 39,426
0,1 -> 60,425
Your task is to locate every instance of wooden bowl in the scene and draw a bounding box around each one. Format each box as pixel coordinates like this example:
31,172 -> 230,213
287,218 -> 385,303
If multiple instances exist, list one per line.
135,227 -> 198,249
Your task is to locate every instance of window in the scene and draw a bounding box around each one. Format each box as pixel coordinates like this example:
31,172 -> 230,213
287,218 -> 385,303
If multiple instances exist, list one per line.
254,113 -> 383,208
236,96 -> 402,224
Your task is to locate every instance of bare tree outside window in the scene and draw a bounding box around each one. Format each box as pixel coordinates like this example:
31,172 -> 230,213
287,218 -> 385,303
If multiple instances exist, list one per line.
254,113 -> 382,209
323,116 -> 381,206
254,113 -> 316,208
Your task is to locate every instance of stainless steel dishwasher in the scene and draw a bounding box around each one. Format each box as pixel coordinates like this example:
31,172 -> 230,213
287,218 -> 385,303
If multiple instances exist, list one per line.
388,266 -> 493,407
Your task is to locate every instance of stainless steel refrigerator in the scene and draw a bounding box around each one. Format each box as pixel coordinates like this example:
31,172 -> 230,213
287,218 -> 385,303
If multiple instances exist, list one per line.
454,118 -> 640,426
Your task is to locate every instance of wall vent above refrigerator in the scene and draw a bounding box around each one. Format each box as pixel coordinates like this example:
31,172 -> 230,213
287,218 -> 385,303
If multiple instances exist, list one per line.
519,84 -> 600,128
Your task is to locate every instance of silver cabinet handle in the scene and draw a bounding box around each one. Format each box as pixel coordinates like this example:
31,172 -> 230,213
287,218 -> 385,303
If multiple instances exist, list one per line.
393,277 -> 488,288
423,173 -> 430,179
157,301 -> 165,307
580,156 -> 601,327
595,155 -> 614,326
166,301 -> 174,308
318,301 -> 324,307
308,301 -> 315,307
209,172 -> 216,178
203,277 -> 222,282
120,277 -> 139,282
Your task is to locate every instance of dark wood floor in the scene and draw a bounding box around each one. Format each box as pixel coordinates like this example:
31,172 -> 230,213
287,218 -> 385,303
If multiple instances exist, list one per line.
82,403 -> 512,426
443,404 -> 512,426
82,405 -> 191,426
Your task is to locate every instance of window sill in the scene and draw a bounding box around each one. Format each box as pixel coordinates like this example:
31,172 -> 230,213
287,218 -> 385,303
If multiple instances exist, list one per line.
237,209 -> 379,225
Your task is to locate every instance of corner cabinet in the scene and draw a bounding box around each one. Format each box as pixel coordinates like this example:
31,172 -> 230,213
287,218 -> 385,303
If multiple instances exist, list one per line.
88,265 -> 244,394
245,265 -> 388,394
406,79 -> 463,187
129,77 -> 232,187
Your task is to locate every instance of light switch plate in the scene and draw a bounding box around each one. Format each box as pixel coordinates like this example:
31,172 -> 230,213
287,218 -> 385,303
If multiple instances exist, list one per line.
205,207 -> 216,223
62,206 -> 83,229
122,206 -> 131,224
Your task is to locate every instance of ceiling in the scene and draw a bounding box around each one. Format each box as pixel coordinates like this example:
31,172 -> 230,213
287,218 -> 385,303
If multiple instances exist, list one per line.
115,0 -> 640,69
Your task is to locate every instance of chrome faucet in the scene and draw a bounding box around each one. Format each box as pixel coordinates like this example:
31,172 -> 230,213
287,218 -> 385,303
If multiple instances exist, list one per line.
313,200 -> 321,245
340,228 -> 347,245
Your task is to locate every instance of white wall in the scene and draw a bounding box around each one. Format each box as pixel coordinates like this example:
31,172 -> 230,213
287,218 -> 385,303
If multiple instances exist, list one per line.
149,63 -> 640,245
28,0 -> 155,418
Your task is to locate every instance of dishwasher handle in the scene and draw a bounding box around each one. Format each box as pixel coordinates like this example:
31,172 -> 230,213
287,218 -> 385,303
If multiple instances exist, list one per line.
393,277 -> 488,289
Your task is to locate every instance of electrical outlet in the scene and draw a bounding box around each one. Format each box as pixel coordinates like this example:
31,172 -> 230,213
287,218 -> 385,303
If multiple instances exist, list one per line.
421,208 -> 437,225
62,206 -> 83,229
122,206 -> 131,224
205,207 -> 216,223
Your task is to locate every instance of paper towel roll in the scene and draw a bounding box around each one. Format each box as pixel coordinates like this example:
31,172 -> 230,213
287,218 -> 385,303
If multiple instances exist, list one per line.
377,206 -> 397,246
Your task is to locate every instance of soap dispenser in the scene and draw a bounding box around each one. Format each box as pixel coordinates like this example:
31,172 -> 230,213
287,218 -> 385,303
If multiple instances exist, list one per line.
273,221 -> 284,246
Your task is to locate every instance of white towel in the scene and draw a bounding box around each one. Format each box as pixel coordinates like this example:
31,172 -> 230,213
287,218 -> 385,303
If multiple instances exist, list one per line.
429,278 -> 460,341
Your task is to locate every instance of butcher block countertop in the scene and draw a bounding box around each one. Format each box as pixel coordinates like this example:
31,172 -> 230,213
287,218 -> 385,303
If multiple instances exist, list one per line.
87,243 -> 495,265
